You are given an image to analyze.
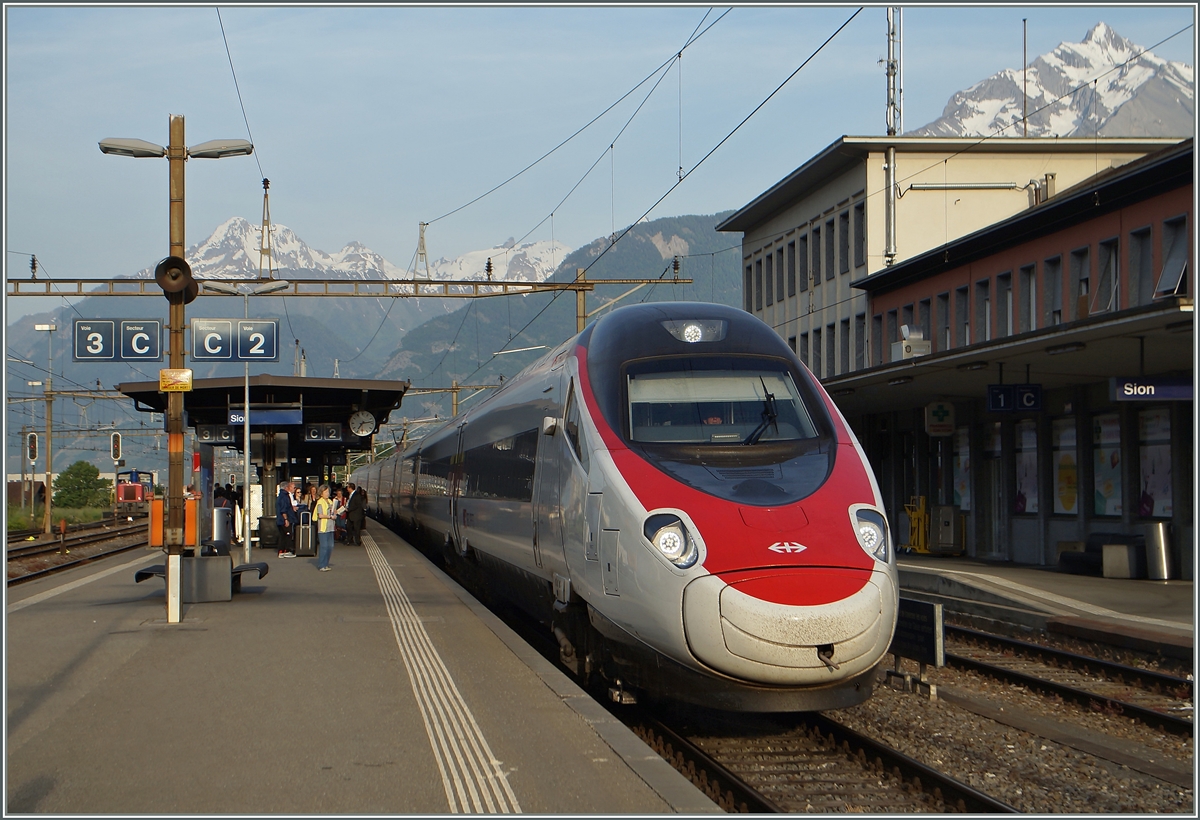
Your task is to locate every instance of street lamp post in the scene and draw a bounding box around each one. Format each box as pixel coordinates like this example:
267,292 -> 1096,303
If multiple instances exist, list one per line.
100,115 -> 252,624
34,323 -> 56,533
202,278 -> 290,564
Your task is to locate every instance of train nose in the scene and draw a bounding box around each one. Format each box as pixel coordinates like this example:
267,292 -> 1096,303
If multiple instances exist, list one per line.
682,568 -> 896,685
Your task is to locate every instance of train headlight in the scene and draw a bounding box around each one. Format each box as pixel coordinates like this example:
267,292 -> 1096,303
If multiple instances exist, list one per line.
644,514 -> 698,568
851,507 -> 890,562
660,319 -> 728,343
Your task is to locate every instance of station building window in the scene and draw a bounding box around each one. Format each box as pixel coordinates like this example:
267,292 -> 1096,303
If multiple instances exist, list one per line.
825,217 -> 836,281
1070,246 -> 1090,320
765,253 -> 774,307
826,322 -> 836,378
1092,412 -> 1122,517
812,327 -> 822,378
956,286 -> 970,346
1155,215 -> 1189,297
1129,226 -> 1153,306
853,202 -> 866,268
1018,264 -> 1037,332
937,292 -> 950,351
886,310 -> 898,360
996,272 -> 1012,337
975,279 -> 992,342
776,247 -> 785,300
1013,418 -> 1038,514
800,332 -> 810,369
872,314 -> 883,365
798,234 -> 809,293
754,258 -> 763,311
1051,418 -> 1078,516
840,318 -> 850,376
744,264 -> 753,312
787,241 -> 797,297
1094,238 -> 1119,314
811,226 -> 821,285
854,314 -> 866,370
1044,256 -> 1063,326
918,298 -> 931,344
839,210 -> 850,275
1138,408 -> 1172,517
788,335 -> 797,354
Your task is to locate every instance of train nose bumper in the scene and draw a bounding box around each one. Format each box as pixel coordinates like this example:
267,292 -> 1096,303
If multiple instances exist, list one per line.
682,568 -> 896,685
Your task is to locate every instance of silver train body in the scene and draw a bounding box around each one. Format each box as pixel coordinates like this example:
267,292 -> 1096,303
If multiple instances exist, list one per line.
353,302 -> 898,711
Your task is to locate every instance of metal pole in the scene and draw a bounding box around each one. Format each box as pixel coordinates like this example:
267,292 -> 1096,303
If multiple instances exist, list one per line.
44,337 -> 54,534
576,268 -> 587,333
244,291 -> 252,564
165,113 -> 187,623
20,424 -> 27,511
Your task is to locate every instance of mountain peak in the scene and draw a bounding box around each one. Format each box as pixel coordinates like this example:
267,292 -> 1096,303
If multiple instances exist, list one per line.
132,220 -> 570,284
908,23 -> 1192,139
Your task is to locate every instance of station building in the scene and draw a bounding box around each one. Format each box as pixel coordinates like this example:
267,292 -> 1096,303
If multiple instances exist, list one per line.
720,136 -> 1193,577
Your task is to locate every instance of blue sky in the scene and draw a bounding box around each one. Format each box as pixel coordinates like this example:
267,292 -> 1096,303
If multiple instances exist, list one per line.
4,4 -> 1195,324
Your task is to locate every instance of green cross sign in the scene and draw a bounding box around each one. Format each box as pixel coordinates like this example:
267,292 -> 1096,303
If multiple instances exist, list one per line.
926,401 -> 955,436
931,404 -> 950,422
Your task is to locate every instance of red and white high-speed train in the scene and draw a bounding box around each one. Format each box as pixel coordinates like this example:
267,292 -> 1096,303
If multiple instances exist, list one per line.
354,302 -> 897,711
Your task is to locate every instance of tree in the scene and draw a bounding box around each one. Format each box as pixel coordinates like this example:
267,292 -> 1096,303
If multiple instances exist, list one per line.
53,460 -> 113,508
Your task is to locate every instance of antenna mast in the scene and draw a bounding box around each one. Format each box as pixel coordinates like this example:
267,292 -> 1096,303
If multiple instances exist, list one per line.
415,222 -> 432,279
258,178 -> 278,280
884,7 -> 901,266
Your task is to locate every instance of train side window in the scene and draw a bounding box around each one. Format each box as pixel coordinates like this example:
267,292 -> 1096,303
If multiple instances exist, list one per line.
564,381 -> 590,472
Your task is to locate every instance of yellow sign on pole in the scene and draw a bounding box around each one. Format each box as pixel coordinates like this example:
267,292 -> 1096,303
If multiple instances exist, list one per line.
159,368 -> 193,392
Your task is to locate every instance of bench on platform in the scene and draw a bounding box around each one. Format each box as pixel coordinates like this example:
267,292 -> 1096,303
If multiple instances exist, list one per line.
135,541 -> 268,601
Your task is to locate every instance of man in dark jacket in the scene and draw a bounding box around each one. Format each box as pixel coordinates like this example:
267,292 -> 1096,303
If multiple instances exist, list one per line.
345,482 -> 366,546
276,480 -> 297,557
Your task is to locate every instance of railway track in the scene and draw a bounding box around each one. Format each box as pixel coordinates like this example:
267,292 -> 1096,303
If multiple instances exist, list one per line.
945,624 -> 1194,736
6,515 -> 130,544
6,522 -> 149,560
629,708 -> 1019,813
7,541 -> 150,586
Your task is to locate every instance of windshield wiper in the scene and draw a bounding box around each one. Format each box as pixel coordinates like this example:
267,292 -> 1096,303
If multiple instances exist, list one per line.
742,377 -> 778,445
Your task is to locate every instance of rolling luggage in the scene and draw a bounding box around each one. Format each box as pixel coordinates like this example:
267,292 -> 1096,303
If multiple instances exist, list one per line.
295,511 -> 316,556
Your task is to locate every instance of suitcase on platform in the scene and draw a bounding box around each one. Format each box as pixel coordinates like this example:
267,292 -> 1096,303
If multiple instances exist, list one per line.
295,511 -> 316,556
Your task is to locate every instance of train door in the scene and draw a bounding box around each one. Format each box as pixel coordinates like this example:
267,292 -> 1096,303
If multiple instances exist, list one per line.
449,422 -> 467,552
532,368 -> 568,572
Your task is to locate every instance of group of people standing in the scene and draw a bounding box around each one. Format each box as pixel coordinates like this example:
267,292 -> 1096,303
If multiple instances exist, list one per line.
275,480 -> 366,571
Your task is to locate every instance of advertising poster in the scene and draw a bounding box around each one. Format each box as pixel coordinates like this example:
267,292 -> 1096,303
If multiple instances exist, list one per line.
952,426 -> 970,511
1014,419 -> 1038,514
1138,408 -> 1172,517
1092,413 -> 1122,516
1052,418 -> 1077,515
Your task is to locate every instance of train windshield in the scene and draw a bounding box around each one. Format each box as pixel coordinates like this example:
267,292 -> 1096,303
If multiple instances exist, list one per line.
628,364 -> 817,445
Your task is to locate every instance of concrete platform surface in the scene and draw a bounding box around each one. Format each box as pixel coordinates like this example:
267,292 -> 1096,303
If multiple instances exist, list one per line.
6,527 -> 717,815
898,554 -> 1194,644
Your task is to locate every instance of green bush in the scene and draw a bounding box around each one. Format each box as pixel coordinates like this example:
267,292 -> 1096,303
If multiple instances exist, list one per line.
52,461 -> 113,508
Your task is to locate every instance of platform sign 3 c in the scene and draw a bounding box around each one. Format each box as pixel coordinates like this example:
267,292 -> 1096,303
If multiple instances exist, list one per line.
74,319 -> 162,361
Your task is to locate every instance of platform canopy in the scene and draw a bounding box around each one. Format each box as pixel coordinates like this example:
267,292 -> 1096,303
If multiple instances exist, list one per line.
116,374 -> 411,466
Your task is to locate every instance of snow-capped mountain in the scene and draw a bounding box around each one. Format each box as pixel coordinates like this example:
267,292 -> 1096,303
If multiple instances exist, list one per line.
909,23 -> 1194,138
132,216 -> 570,284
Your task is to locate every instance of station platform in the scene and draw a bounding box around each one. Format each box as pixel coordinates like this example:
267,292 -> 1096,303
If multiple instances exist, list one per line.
897,554 -> 1194,658
5,526 -> 718,814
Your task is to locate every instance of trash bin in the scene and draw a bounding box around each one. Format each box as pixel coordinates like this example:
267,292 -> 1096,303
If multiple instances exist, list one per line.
1144,521 -> 1173,580
258,516 -> 279,548
212,507 -> 234,544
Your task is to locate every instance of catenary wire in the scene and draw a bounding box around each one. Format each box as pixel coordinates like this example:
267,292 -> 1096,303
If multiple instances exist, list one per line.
216,7 -> 266,180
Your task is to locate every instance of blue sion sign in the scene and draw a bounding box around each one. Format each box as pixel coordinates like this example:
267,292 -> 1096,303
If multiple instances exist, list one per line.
191,319 -> 279,362
74,319 -> 162,361
1111,376 -> 1193,401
